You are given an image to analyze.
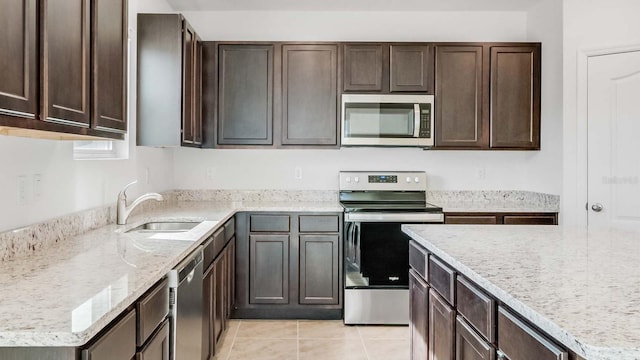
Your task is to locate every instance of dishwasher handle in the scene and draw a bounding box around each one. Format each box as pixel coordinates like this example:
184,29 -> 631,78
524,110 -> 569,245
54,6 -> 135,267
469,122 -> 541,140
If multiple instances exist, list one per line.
169,246 -> 203,287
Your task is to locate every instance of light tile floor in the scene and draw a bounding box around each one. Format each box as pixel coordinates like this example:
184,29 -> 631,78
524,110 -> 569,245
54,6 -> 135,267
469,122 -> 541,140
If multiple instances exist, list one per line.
213,320 -> 410,360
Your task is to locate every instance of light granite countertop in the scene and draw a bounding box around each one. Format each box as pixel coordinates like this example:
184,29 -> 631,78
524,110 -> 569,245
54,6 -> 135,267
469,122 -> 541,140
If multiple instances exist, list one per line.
402,225 -> 640,360
0,200 -> 342,347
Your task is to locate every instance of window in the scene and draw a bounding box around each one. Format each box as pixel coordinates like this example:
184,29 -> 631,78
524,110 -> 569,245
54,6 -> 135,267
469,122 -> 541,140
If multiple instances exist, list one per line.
73,137 -> 129,160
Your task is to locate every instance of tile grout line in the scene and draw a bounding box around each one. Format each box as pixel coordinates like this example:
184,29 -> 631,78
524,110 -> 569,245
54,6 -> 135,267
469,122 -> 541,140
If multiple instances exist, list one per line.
225,319 -> 241,360
356,326 -> 372,360
297,320 -> 300,360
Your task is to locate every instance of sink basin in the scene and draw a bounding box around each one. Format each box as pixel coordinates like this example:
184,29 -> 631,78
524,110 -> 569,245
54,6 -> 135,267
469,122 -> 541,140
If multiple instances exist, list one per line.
126,222 -> 200,233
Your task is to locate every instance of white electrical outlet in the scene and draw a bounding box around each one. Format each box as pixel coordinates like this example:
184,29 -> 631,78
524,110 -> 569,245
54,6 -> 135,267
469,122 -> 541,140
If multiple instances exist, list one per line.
477,167 -> 486,180
17,175 -> 28,205
206,167 -> 216,181
295,167 -> 303,180
33,174 -> 43,201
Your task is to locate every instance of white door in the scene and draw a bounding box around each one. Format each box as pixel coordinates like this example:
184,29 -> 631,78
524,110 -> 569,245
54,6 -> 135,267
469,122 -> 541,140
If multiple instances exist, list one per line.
588,50 -> 640,229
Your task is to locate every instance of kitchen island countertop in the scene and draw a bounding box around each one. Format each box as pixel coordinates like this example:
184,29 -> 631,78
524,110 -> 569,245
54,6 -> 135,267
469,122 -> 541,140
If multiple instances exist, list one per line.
402,224 -> 640,360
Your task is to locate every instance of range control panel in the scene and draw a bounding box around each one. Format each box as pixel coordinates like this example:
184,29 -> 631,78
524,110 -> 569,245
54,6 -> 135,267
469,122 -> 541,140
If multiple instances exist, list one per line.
339,171 -> 427,191
368,175 -> 398,183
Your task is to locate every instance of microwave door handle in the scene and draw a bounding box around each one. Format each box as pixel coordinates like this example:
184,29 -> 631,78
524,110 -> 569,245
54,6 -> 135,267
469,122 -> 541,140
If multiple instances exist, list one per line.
413,104 -> 421,137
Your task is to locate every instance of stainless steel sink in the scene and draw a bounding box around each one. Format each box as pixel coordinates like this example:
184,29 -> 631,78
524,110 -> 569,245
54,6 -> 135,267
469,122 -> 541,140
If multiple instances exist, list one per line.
126,222 -> 200,233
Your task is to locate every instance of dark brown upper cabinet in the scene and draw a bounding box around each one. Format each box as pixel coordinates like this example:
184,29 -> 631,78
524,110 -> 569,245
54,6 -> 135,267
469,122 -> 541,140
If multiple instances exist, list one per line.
0,0 -> 38,121
343,43 -> 434,94
92,0 -> 128,133
490,45 -> 541,149
435,45 -> 487,148
181,22 -> 202,147
217,44 -> 274,146
281,44 -> 338,146
41,0 -> 92,127
343,44 -> 385,92
390,44 -> 433,93
0,0 -> 127,140
137,14 -> 202,147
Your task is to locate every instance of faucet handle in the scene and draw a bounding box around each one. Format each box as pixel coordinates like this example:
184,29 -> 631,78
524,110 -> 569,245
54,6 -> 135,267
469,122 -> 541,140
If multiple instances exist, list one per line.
119,180 -> 138,200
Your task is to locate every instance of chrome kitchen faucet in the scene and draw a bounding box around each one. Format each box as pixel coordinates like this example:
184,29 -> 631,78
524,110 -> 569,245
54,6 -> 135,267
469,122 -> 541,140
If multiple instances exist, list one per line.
116,180 -> 164,225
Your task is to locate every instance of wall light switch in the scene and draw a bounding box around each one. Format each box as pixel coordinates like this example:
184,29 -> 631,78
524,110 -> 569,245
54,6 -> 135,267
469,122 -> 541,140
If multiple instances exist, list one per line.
295,167 -> 303,180
206,167 -> 216,181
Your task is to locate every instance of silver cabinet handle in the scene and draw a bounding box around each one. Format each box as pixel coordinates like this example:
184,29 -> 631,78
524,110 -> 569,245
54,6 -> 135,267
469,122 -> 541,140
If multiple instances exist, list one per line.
591,203 -> 604,212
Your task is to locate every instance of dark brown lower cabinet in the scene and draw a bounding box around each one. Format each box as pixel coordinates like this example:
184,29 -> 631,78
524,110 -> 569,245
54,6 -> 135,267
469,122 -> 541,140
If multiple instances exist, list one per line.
429,289 -> 455,360
202,262 -> 214,360
498,307 -> 567,360
298,234 -> 340,305
410,270 -> 429,360
249,234 -> 290,304
445,212 -> 558,225
226,238 -> 236,318
213,253 -> 226,347
456,317 -> 494,360
136,320 -> 169,360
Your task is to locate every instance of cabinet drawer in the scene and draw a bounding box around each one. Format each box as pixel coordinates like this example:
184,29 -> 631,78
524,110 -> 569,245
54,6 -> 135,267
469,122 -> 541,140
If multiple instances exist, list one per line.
203,235 -> 216,270
224,217 -> 236,240
213,227 -> 226,259
456,277 -> 495,343
429,256 -> 456,304
299,215 -> 339,232
409,241 -> 428,279
456,316 -> 495,360
136,278 -> 169,347
445,215 -> 498,225
498,307 -> 568,360
503,215 -> 557,225
82,310 -> 136,360
250,214 -> 290,232
137,319 -> 169,360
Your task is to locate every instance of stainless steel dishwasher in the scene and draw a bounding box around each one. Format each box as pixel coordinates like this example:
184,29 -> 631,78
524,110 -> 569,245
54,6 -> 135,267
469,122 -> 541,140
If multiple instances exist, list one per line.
168,246 -> 203,360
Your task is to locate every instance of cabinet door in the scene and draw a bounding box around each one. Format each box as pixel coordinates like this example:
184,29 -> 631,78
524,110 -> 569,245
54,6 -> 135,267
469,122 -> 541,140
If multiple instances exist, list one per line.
92,0 -> 127,133
343,44 -> 385,92
0,0 -> 38,120
498,307 -> 567,360
214,254 -> 226,348
435,46 -> 486,148
194,37 -> 203,145
445,215 -> 499,225
410,270 -> 429,360
390,45 -> 433,93
281,44 -> 338,146
299,234 -> 339,305
182,20 -> 196,145
42,0 -> 91,126
82,310 -> 136,360
428,289 -> 455,360
490,45 -> 541,149
218,45 -> 274,145
202,265 -> 214,360
503,215 -> 557,225
226,238 -> 236,318
249,234 -> 289,304
456,317 -> 495,360
137,319 -> 170,360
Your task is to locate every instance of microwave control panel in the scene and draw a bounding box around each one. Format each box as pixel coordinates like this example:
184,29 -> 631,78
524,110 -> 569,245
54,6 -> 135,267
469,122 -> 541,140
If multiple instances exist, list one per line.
419,104 -> 431,138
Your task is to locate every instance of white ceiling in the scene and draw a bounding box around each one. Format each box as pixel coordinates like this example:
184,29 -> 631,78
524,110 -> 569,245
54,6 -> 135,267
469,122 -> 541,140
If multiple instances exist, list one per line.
167,0 -> 544,12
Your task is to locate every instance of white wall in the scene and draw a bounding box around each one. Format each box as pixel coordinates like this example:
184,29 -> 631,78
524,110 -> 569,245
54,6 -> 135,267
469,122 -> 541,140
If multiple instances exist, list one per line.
0,0 -> 176,232
525,0 -> 564,217
562,0 -> 640,225
174,10 -> 563,194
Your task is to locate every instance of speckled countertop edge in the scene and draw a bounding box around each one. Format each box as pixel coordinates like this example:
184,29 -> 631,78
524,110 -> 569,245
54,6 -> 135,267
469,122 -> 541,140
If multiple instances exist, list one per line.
401,225 -> 640,360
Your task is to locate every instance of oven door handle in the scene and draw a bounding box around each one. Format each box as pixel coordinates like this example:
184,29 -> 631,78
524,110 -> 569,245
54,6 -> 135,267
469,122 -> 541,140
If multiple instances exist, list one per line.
345,212 -> 444,223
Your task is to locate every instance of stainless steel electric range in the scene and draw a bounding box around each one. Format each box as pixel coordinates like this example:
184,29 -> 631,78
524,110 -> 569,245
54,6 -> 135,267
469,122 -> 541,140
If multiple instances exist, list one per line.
340,171 -> 443,325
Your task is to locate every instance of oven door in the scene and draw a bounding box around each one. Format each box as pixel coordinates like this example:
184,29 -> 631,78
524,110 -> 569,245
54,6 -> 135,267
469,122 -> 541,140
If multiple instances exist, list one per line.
344,212 -> 443,289
343,212 -> 443,325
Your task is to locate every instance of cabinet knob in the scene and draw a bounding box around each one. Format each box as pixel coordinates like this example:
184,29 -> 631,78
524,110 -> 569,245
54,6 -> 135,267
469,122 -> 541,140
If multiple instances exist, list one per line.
591,203 -> 604,212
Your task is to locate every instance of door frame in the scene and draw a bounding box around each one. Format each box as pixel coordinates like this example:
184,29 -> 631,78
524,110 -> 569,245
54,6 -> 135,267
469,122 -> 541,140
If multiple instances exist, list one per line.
575,44 -> 640,225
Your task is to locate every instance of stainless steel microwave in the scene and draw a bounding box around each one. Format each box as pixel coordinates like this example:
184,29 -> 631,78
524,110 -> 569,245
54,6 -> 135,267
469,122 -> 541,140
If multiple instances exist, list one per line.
341,94 -> 435,147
